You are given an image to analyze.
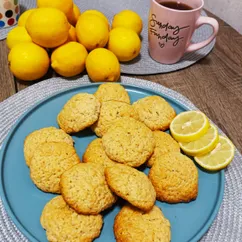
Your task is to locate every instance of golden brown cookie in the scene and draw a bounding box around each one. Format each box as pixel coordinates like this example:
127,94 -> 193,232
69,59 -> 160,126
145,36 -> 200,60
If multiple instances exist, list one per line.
105,164 -> 156,211
30,142 -> 80,193
92,100 -> 139,137
114,204 -> 171,242
147,131 -> 180,167
149,152 -> 198,203
41,196 -> 103,242
94,83 -> 130,104
83,138 -> 117,168
24,126 -> 74,166
60,163 -> 117,215
102,117 -> 155,167
57,93 -> 100,133
133,96 -> 176,131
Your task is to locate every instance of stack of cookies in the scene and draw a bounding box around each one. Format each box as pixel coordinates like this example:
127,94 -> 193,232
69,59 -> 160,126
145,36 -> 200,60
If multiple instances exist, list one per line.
24,83 -> 199,242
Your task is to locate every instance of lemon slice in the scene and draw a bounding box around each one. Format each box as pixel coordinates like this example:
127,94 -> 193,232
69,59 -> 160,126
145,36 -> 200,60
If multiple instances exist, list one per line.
194,136 -> 235,171
170,111 -> 209,142
179,124 -> 219,156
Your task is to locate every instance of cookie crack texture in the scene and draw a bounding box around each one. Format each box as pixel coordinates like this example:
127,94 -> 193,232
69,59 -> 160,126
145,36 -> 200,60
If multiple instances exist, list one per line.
30,142 -> 80,193
40,196 -> 103,242
114,204 -> 171,242
147,131 -> 180,167
94,83 -> 130,104
60,163 -> 117,214
132,95 -> 176,131
24,126 -> 74,166
105,164 -> 156,211
149,152 -> 198,203
57,93 -> 101,133
102,117 -> 155,167
91,100 -> 139,137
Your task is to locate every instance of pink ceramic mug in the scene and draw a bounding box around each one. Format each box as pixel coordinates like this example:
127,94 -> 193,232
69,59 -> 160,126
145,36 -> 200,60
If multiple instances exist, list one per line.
148,0 -> 219,64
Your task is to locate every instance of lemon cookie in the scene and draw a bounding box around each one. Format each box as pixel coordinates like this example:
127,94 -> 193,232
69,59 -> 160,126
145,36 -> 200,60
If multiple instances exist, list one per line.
57,93 -> 100,133
92,100 -> 139,137
105,164 -> 156,211
147,131 -> 180,167
94,83 -> 130,104
149,152 -> 198,203
30,142 -> 80,193
114,204 -> 171,242
41,196 -> 103,242
24,126 -> 73,166
60,163 -> 117,214
102,117 -> 155,167
83,138 -> 116,168
133,95 -> 176,131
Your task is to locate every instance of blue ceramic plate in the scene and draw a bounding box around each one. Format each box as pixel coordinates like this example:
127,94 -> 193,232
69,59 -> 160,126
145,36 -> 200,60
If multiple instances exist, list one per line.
0,83 -> 224,242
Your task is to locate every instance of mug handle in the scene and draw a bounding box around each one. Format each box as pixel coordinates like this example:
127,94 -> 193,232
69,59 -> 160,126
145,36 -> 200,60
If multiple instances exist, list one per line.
186,16 -> 219,53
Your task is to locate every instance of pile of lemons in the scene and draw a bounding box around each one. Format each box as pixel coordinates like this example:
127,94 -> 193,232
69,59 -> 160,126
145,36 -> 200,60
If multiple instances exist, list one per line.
7,0 -> 143,81
170,111 -> 235,171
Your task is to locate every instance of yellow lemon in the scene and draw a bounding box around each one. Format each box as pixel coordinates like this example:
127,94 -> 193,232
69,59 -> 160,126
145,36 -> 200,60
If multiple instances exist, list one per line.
82,10 -> 109,28
179,124 -> 219,156
18,9 -> 36,27
68,4 -> 81,26
86,48 -> 120,82
170,111 -> 210,142
112,10 -> 143,34
76,14 -> 109,51
108,27 -> 141,62
6,26 -> 32,49
51,42 -> 88,77
8,42 -> 49,81
37,0 -> 73,17
26,8 -> 70,48
65,25 -> 77,43
194,136 -> 235,171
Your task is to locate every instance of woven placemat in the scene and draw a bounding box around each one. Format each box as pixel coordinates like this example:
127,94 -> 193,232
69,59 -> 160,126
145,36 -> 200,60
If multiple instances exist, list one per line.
0,76 -> 242,242
0,0 -> 215,75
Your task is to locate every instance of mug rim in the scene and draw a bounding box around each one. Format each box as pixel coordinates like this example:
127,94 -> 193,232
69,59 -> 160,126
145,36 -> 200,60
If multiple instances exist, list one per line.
152,0 -> 204,13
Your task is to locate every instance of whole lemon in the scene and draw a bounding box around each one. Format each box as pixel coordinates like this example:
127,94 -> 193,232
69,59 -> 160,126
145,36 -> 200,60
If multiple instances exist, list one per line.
65,25 -> 77,43
37,0 -> 73,17
26,8 -> 70,48
86,48 -> 120,82
108,27 -> 141,62
112,10 -> 143,35
6,26 -> 32,49
18,9 -> 36,27
51,42 -> 88,77
8,42 -> 49,81
81,10 -> 109,28
68,4 -> 81,26
76,14 -> 109,51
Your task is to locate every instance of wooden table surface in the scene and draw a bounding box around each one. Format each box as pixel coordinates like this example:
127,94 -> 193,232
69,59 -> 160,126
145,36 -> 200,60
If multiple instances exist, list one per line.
0,11 -> 242,153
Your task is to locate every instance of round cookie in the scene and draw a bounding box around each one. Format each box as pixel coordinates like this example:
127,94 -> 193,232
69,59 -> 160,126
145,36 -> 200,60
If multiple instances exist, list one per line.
30,142 -> 80,193
83,138 -> 117,168
132,95 -> 176,131
57,93 -> 100,133
94,83 -> 130,104
149,152 -> 198,203
60,163 -> 117,215
24,126 -> 74,166
92,100 -> 139,137
147,131 -> 180,167
105,164 -> 156,211
102,117 -> 155,167
41,196 -> 103,242
114,204 -> 171,242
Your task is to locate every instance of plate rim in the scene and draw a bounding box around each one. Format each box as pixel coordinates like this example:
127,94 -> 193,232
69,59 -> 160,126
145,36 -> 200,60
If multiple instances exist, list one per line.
0,82 -> 225,242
